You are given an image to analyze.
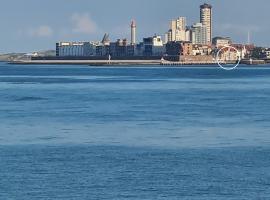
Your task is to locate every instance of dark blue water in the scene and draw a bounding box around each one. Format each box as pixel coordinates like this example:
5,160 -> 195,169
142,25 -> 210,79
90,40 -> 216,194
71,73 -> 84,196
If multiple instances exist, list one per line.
0,63 -> 270,199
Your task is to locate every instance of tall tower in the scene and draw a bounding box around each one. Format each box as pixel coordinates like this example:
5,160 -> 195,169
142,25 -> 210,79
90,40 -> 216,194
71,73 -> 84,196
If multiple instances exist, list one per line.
191,23 -> 207,45
169,17 -> 186,42
176,17 -> 186,31
200,3 -> 212,44
131,20 -> 136,45
170,20 -> 177,41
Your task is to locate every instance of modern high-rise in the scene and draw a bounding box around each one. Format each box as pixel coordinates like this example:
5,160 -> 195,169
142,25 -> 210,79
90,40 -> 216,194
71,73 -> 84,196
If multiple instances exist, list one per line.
169,17 -> 187,42
191,23 -> 207,45
175,29 -> 186,41
200,3 -> 212,44
131,20 -> 136,45
164,32 -> 169,44
176,17 -> 186,31
170,20 -> 177,41
166,30 -> 173,43
185,28 -> 192,42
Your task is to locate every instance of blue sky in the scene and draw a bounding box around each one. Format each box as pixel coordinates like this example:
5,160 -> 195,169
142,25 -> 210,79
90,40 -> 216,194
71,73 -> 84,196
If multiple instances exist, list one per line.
0,0 -> 269,53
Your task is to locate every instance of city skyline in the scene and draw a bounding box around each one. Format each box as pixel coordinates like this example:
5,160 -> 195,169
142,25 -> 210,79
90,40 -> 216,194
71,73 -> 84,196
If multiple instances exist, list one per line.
0,0 -> 269,53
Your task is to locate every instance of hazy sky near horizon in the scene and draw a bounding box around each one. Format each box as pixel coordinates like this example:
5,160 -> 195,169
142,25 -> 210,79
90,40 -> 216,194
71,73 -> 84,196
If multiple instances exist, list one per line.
0,0 -> 269,53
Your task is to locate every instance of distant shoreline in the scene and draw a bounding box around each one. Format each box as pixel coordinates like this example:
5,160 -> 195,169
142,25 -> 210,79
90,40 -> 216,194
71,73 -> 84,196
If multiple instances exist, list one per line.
9,60 -> 161,66
8,59 -> 268,66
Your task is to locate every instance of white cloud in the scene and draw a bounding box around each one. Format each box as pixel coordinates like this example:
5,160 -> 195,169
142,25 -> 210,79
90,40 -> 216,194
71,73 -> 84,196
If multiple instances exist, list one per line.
27,25 -> 54,37
71,13 -> 98,34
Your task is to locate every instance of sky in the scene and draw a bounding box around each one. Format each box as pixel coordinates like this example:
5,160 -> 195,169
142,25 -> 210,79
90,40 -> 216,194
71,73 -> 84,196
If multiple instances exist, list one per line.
0,0 -> 269,53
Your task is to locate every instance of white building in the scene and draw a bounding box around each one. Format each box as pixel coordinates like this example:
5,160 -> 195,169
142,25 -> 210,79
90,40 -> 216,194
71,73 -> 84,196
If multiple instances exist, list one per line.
185,29 -> 192,42
168,17 -> 187,42
200,3 -> 212,44
170,20 -> 177,41
175,29 -> 186,42
212,37 -> 232,47
218,48 -> 240,61
152,35 -> 163,46
176,17 -> 186,30
265,49 -> 270,59
191,23 -> 207,45
152,35 -> 165,55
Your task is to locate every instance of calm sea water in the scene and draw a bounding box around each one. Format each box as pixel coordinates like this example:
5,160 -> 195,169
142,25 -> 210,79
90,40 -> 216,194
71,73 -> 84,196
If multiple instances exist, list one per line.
0,63 -> 270,199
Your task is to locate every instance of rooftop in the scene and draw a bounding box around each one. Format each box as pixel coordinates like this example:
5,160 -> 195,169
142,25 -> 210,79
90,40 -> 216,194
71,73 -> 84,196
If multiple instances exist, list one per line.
200,3 -> 212,9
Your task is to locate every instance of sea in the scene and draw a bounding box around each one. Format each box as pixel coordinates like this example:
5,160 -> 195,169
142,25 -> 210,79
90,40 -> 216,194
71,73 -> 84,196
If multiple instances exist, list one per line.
0,63 -> 270,199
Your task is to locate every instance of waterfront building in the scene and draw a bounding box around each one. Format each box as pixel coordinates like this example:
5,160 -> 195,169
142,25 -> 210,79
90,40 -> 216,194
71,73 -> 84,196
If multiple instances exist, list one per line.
191,23 -> 207,45
166,41 -> 182,56
96,37 -> 165,58
135,42 -> 144,56
200,3 -> 212,44
192,44 -> 212,56
143,37 -> 154,56
216,46 -> 240,61
212,37 -> 232,48
96,38 -> 138,57
56,42 -> 98,57
127,45 -> 136,56
109,39 -> 129,57
166,41 -> 193,56
95,34 -> 111,56
152,35 -> 163,46
265,49 -> 270,59
131,20 -> 136,45
143,35 -> 165,56
96,44 -> 110,57
181,42 -> 193,56
230,44 -> 252,59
